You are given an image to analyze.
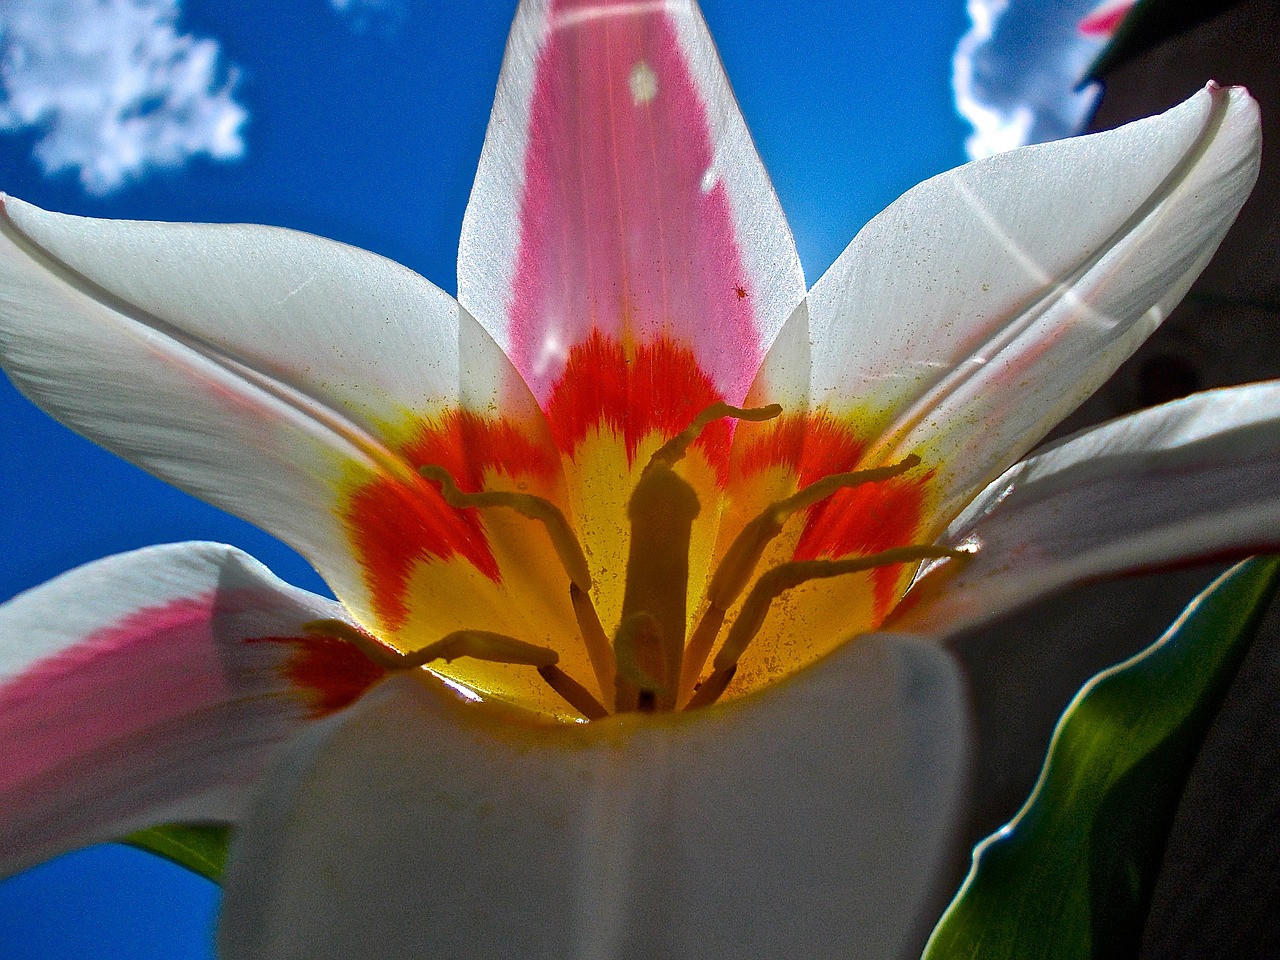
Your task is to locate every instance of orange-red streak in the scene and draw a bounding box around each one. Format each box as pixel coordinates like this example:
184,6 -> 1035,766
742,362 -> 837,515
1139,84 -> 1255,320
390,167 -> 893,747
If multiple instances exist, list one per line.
249,634 -> 388,719
738,412 -> 932,620
545,331 -> 733,480
341,409 -> 560,631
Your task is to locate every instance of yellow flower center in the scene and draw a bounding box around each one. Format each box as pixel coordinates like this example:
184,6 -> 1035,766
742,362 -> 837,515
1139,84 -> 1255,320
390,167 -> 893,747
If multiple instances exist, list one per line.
314,403 -> 951,720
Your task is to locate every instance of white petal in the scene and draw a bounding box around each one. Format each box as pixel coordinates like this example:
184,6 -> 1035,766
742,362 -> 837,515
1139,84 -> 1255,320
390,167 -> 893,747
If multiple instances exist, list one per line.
0,543 -> 380,878
221,636 -> 969,960
0,197 -> 469,422
458,0 -> 805,405
801,85 -> 1260,519
892,382 -> 1280,638
0,198 -> 561,636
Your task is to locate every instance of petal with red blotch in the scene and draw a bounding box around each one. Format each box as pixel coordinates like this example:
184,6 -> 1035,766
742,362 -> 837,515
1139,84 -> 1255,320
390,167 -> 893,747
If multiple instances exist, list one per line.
795,85 -> 1259,528
459,0 -> 805,408
889,382 -> 1280,639
221,635 -> 968,960
0,199 -> 570,658
0,542 -> 384,879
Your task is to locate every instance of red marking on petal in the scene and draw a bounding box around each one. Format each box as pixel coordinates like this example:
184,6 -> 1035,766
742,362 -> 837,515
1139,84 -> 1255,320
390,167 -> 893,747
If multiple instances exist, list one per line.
341,410 -> 560,631
508,0 -> 761,405
249,634 -> 387,718
1078,1 -> 1134,37
739,412 -> 869,485
738,412 -> 931,619
545,331 -> 732,482
797,477 -> 931,620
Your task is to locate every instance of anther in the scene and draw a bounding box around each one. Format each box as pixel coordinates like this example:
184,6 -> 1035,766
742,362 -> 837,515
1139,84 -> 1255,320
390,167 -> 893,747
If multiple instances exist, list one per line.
419,464 -> 593,593
679,454 -> 923,701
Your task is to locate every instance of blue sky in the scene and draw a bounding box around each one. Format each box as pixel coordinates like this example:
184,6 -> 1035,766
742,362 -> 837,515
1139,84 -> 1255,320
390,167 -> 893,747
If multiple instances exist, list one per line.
0,0 -> 1105,955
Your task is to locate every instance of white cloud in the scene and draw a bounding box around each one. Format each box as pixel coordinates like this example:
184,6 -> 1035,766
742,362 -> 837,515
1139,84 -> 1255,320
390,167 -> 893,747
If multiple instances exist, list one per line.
329,0 -> 402,33
953,0 -> 1111,160
0,0 -> 247,194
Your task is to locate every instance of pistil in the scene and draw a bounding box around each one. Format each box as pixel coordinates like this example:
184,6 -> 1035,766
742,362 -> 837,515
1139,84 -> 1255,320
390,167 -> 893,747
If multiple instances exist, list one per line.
613,612 -> 670,711
614,402 -> 782,712
616,454 -> 700,710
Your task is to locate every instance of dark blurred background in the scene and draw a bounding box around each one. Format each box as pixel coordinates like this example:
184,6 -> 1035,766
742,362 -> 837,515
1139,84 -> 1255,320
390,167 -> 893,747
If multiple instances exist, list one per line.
953,3 -> 1280,955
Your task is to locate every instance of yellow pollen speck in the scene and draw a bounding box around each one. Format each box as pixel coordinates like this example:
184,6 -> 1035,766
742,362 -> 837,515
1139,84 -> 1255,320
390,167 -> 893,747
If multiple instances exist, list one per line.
629,61 -> 658,105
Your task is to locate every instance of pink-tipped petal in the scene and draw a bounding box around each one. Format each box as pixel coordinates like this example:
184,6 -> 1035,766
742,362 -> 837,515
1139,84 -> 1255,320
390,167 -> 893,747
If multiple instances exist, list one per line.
459,0 -> 804,407
0,543 -> 383,878
221,635 -> 968,960
891,382 -> 1280,638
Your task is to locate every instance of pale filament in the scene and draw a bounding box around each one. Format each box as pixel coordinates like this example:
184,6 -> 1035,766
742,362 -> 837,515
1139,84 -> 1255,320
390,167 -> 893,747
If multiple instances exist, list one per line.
303,618 -> 558,670
419,463 -> 617,699
678,453 -> 923,703
685,545 -> 959,710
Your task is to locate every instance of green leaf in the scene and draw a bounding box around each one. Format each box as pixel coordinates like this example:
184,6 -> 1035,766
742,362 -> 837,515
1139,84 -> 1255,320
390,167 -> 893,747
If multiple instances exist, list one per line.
924,556 -> 1280,960
124,823 -> 231,882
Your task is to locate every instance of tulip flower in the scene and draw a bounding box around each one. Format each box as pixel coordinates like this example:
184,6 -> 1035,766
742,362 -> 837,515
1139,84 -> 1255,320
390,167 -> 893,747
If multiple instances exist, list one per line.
0,0 -> 1270,957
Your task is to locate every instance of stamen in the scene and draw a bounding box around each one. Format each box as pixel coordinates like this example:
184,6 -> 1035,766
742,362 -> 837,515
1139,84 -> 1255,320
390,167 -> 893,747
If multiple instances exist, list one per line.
306,618 -> 604,720
647,402 -> 782,470
412,630 -> 561,667
419,464 -> 593,592
570,583 -> 617,706
707,455 -> 922,614
678,454 -> 922,702
678,606 -> 726,705
304,618 -> 557,669
683,662 -> 737,711
537,665 -> 610,720
681,545 -> 958,712
714,545 -> 960,675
